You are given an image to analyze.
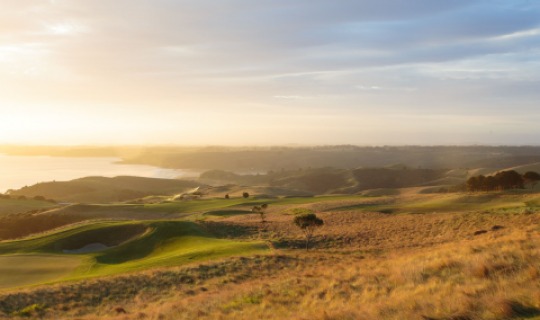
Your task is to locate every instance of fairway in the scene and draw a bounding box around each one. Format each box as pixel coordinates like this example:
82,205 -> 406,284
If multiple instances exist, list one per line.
87,236 -> 267,276
1,0 -> 539,317
0,198 -> 56,217
0,220 -> 268,287
0,255 -> 83,290
0,188 -> 539,319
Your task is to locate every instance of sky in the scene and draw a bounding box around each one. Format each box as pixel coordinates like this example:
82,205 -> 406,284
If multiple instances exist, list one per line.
1,0 -> 539,146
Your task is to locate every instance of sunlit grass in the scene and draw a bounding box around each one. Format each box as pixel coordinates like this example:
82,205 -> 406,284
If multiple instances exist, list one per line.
0,255 -> 83,290
0,220 -> 268,288
0,198 -> 56,217
1,190 -> 539,319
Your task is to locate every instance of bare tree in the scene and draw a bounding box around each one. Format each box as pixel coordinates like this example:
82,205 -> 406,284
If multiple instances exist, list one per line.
252,204 -> 268,223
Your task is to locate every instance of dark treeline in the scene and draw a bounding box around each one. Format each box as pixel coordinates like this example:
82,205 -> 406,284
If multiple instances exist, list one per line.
466,170 -> 540,192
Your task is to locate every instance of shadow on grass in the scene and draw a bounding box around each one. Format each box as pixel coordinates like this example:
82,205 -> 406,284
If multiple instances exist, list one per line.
272,239 -> 330,250
506,301 -> 540,318
95,221 -> 210,265
202,221 -> 258,239
423,301 -> 540,320
328,203 -> 375,211
204,210 -> 251,217
328,203 -> 395,214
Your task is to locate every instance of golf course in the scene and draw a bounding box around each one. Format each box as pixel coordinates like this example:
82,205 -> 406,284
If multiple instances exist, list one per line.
1,177 -> 539,319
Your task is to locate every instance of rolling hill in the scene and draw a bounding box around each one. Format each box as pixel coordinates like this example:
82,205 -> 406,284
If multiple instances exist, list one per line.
0,187 -> 539,319
0,220 -> 267,290
200,167 -> 449,194
0,198 -> 57,217
7,176 -> 202,203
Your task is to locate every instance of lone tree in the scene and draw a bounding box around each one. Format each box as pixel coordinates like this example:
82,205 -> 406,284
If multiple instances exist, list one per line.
294,213 -> 324,251
242,192 -> 250,198
252,206 -> 262,219
252,204 -> 269,223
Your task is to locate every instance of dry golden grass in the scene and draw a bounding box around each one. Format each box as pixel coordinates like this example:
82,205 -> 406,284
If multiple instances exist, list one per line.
45,226 -> 537,320
1,192 -> 540,320
210,197 -> 540,253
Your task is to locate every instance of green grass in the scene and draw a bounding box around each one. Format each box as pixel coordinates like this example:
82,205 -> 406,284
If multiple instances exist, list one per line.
140,196 -> 363,218
0,255 -> 83,289
87,235 -> 265,277
0,196 -> 359,288
328,203 -> 387,212
0,198 -> 56,217
396,194 -> 527,213
204,209 -> 252,217
143,198 -> 264,214
0,220 -> 267,289
0,221 -> 147,253
326,193 -> 532,214
99,192 -> 539,218
3,191 -> 534,290
270,195 -> 362,205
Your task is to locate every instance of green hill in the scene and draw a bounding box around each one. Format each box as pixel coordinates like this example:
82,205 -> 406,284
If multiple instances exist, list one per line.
0,198 -> 57,217
200,167 -> 448,194
8,176 -> 202,203
0,220 -> 266,289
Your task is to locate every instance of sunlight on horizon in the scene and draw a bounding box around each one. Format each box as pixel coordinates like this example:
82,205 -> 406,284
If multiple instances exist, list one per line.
1,1 -> 539,145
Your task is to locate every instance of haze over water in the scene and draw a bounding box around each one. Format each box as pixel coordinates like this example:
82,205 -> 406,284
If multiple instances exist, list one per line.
0,154 -> 197,193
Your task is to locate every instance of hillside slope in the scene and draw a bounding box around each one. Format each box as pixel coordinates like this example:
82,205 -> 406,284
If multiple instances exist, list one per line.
0,190 -> 538,319
0,220 -> 267,290
8,176 -> 202,203
200,167 -> 448,194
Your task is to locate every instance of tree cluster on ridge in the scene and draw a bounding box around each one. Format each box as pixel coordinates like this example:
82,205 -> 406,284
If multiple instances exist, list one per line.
466,170 -> 540,192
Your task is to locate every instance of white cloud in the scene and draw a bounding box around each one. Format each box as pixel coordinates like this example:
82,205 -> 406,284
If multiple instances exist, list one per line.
492,28 -> 540,41
0,0 -> 539,145
45,22 -> 88,35
356,85 -> 382,91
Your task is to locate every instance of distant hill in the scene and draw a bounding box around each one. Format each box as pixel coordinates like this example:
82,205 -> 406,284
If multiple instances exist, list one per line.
8,176 -> 201,203
5,145 -> 540,172
500,162 -> 540,175
463,155 -> 540,170
455,162 -> 540,181
200,167 -> 448,194
0,198 -> 57,217
121,145 -> 540,171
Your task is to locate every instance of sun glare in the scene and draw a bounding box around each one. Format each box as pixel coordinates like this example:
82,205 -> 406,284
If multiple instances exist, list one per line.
1,2 -> 540,319
46,23 -> 85,36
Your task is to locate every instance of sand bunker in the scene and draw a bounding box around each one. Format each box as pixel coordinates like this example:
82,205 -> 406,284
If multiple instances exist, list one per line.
63,243 -> 111,254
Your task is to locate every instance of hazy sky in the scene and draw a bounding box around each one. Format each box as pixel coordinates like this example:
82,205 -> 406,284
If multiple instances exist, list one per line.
1,0 -> 539,145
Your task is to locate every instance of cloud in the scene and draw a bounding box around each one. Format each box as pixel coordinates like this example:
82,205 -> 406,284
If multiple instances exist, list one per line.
356,85 -> 382,91
0,0 -> 539,144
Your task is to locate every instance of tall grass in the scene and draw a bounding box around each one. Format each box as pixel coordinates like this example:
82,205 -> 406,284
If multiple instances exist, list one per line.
1,191 -> 540,319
